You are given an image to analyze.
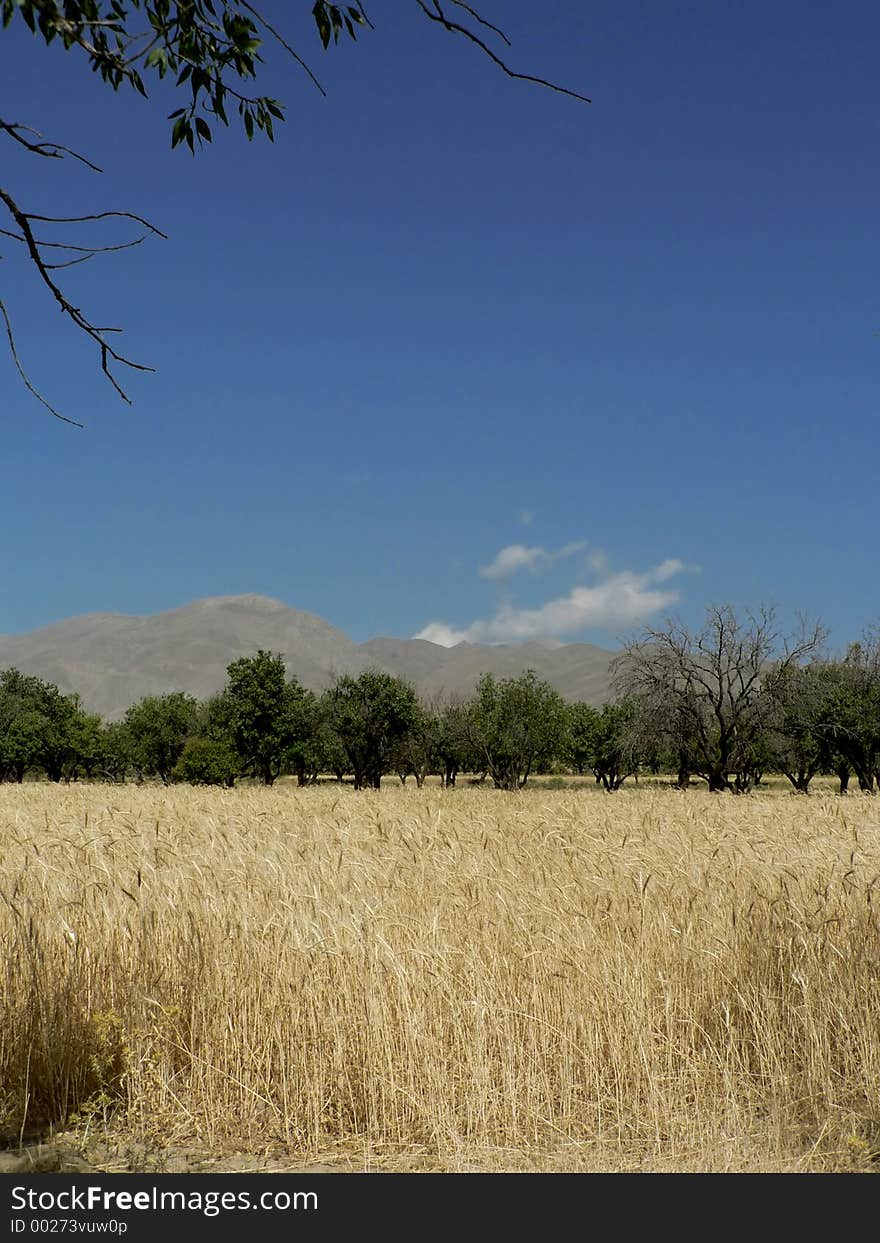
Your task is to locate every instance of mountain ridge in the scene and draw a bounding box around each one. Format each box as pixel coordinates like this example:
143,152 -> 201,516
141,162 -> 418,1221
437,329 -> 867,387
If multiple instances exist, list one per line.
0,595 -> 616,719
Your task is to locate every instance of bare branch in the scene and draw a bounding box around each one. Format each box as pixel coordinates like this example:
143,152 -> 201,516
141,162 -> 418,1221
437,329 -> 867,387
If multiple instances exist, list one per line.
416,0 -> 591,104
0,120 -> 104,172
0,298 -> 84,427
43,233 -> 151,268
25,209 -> 167,237
0,186 -> 161,405
447,1 -> 510,46
0,227 -> 153,256
3,4 -> 587,423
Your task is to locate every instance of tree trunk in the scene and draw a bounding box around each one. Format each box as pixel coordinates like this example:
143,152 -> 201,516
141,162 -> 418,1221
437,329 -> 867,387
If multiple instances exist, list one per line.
707,769 -> 729,793
783,769 -> 811,794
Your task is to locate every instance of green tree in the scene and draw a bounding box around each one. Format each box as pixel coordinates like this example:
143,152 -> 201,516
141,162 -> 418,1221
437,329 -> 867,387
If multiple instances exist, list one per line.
324,669 -> 420,789
465,670 -> 566,791
223,650 -> 314,785
816,636 -> 880,792
764,663 -> 835,794
36,686 -> 83,781
390,700 -> 443,788
0,707 -> 44,782
61,708 -> 104,781
124,691 -> 199,783
433,699 -> 477,788
315,711 -> 350,783
173,736 -> 239,786
566,699 -> 641,791
0,667 -> 86,782
99,720 -> 132,782
2,3 -> 588,423
565,701 -> 599,776
283,683 -> 325,786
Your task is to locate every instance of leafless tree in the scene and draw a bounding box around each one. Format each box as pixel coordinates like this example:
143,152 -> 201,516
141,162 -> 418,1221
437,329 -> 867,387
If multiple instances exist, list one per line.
612,604 -> 826,792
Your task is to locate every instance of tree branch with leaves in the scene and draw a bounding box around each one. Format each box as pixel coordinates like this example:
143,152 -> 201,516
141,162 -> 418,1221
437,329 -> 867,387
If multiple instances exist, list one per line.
2,1 -> 590,424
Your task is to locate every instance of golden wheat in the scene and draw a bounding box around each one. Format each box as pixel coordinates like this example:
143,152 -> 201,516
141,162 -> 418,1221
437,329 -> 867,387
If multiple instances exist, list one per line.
2,781 -> 879,1171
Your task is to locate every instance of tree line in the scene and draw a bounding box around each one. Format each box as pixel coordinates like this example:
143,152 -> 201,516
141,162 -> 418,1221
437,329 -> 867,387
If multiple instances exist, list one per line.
1,606 -> 878,793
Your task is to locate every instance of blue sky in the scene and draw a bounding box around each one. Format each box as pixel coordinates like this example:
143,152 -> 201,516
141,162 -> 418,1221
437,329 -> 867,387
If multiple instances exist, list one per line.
2,1 -> 877,652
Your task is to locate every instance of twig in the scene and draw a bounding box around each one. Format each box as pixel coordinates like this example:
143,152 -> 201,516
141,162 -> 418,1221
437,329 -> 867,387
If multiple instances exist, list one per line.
0,298 -> 84,427
25,209 -> 167,236
447,1 -> 510,46
0,186 -> 160,402
240,1 -> 327,95
416,0 -> 591,104
0,120 -> 104,172
0,227 -> 153,255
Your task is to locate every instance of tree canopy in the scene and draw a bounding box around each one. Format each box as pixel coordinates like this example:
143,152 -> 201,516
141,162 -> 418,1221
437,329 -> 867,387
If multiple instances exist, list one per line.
322,668 -> 420,789
0,606 -> 878,792
612,605 -> 826,793
224,650 -> 308,785
465,669 -> 567,791
122,690 -> 199,783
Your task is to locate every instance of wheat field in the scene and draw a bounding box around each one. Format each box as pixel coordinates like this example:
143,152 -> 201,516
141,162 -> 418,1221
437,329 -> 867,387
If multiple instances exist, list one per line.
2,780 -> 879,1172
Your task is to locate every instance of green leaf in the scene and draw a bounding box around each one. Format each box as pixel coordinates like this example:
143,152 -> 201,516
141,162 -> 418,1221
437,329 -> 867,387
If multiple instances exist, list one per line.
313,0 -> 330,48
243,109 -> 254,140
195,115 -> 211,143
145,45 -> 168,77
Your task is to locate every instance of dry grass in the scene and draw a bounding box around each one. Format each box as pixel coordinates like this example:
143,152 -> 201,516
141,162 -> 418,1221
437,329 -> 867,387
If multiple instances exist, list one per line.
2,781 -> 879,1172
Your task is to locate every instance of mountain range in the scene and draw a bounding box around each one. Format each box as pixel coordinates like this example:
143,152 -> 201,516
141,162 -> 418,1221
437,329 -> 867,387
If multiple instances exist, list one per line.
0,595 -> 616,719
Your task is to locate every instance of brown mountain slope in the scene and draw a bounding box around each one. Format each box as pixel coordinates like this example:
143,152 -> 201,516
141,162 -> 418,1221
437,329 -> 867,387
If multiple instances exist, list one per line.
0,595 -> 615,718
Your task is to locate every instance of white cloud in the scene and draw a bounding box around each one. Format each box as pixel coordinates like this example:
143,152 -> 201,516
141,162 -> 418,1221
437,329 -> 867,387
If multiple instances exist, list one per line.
479,540 -> 587,581
646,558 -> 685,583
414,622 -> 469,647
414,559 -> 687,647
555,541 -> 588,560
480,544 -> 546,579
